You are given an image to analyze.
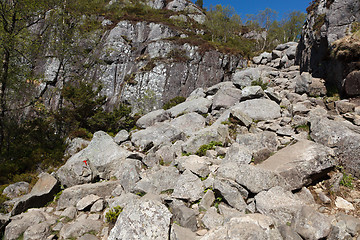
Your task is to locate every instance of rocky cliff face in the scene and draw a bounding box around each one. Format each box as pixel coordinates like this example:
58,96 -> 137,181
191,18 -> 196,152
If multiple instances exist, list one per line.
296,0 -> 360,96
41,0 -> 245,114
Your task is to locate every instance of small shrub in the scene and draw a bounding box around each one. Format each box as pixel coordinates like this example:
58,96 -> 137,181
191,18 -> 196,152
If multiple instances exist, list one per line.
141,60 -> 157,72
160,189 -> 174,195
251,79 -> 268,90
105,206 -> 123,223
195,141 -> 222,157
340,172 -> 354,189
306,0 -> 320,14
163,96 -> 186,110
351,22 -> 360,34
313,14 -> 326,34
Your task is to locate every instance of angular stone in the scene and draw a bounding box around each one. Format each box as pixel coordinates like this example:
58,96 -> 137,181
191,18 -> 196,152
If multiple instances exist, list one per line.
232,99 -> 281,121
113,130 -> 129,144
133,166 -> 180,195
336,100 -> 356,114
170,224 -> 197,240
278,225 -> 303,240
230,108 -> 253,128
170,112 -> 206,136
136,109 -> 170,128
200,214 -> 282,240
310,117 -> 360,177
113,158 -> 142,192
23,221 -> 51,240
223,143 -> 252,165
216,162 -> 290,194
167,98 -> 211,118
60,207 -> 77,220
213,179 -> 247,212
4,210 -> 52,240
108,199 -> 172,240
205,82 -> 236,95
295,72 -> 326,97
199,190 -> 215,211
9,173 -> 60,216
182,124 -> 229,154
236,131 -> 278,156
240,86 -> 265,100
59,219 -> 102,239
292,206 -> 332,240
76,194 -> 101,211
3,182 -> 30,199
131,122 -> 184,151
172,170 -> 204,202
57,181 -> 121,210
170,202 -> 197,231
64,138 -> 90,159
255,186 -> 305,225
174,155 -> 211,178
258,140 -> 335,190
335,197 -> 355,211
201,207 -> 224,230
212,88 -> 242,110
232,67 -> 261,88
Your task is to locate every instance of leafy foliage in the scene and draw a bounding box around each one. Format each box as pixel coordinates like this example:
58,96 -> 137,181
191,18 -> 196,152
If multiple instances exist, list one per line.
106,206 -> 123,223
195,141 -> 223,157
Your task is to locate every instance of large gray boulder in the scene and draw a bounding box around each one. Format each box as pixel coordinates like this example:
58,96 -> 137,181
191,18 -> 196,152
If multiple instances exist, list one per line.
232,67 -> 260,88
57,181 -> 121,210
170,112 -> 206,136
172,170 -> 204,202
108,199 -> 172,240
131,122 -> 184,151
295,72 -> 326,97
2,182 -> 29,199
211,87 -> 242,110
56,131 -> 133,187
200,214 -> 282,240
310,117 -> 360,177
223,143 -> 252,165
232,99 -> 281,121
167,98 -> 211,118
7,173 -> 60,216
236,131 -> 278,156
133,166 -> 180,195
182,124 -> 229,154
291,206 -> 332,240
255,186 -> 305,225
174,155 -> 211,178
136,109 -> 170,128
258,140 -> 335,190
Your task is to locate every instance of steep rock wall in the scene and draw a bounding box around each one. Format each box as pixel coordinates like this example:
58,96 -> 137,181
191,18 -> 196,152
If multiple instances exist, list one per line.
296,0 -> 360,96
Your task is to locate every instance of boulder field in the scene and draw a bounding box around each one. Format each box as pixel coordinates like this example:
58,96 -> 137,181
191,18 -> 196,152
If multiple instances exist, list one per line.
1,47 -> 360,239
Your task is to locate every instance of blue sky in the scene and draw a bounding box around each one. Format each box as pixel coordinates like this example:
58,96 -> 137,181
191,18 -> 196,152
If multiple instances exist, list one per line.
191,0 -> 310,19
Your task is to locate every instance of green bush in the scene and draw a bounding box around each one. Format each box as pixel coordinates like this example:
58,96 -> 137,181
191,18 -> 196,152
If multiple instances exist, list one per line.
251,79 -> 268,90
163,96 -> 186,110
195,141 -> 222,156
106,206 -> 123,223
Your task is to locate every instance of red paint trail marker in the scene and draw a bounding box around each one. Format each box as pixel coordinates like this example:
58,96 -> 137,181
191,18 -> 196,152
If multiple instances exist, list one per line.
83,160 -> 88,166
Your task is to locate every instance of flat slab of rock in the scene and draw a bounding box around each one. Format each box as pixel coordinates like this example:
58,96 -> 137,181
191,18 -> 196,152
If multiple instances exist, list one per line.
255,186 -> 305,225
57,181 -> 121,210
9,173 -> 60,216
216,163 -> 290,194
167,97 -> 211,118
212,88 -> 242,110
108,199 -> 172,240
200,214 -> 282,240
258,140 -> 335,190
76,194 -> 101,211
174,155 -> 211,178
232,99 -> 281,121
236,131 -> 278,155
